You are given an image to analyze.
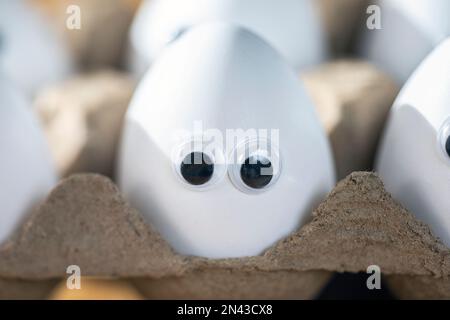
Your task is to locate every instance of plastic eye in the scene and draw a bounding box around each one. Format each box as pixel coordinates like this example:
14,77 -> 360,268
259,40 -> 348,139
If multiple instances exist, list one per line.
438,118 -> 450,161
445,136 -> 450,158
229,139 -> 281,194
180,152 -> 214,186
172,139 -> 226,190
240,155 -> 273,189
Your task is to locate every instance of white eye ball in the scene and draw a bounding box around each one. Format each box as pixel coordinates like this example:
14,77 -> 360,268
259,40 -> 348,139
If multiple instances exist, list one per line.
229,139 -> 281,194
438,118 -> 450,160
172,140 -> 226,190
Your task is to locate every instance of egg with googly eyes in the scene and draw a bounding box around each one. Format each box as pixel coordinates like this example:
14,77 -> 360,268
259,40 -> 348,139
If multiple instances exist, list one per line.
376,38 -> 450,246
0,77 -> 57,245
127,0 -> 327,76
0,0 -> 73,96
118,23 -> 335,259
359,0 -> 449,84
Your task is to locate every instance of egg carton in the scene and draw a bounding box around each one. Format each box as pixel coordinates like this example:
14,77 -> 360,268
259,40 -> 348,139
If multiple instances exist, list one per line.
3,0 -> 449,300
0,171 -> 448,299
5,56 -> 447,299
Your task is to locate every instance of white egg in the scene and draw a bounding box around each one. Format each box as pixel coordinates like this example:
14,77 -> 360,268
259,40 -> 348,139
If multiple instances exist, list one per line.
0,77 -> 57,245
376,38 -> 450,246
359,0 -> 449,84
0,0 -> 73,96
127,0 -> 327,76
118,23 -> 335,259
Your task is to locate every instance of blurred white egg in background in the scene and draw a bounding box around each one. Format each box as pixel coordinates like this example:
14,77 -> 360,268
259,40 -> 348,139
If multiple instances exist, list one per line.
0,75 -> 57,245
358,0 -> 449,84
0,0 -> 74,97
127,0 -> 327,76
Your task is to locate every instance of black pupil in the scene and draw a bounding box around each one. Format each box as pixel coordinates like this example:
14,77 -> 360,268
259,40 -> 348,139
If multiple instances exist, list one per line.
446,136 -> 450,158
240,155 -> 273,189
180,152 -> 214,186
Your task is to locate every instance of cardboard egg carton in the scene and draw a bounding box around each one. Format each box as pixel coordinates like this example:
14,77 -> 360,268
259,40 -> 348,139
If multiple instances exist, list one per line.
1,171 -> 449,299
1,58 -> 449,299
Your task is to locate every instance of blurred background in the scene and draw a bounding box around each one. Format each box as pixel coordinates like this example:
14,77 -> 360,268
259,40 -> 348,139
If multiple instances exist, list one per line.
1,0 -> 423,299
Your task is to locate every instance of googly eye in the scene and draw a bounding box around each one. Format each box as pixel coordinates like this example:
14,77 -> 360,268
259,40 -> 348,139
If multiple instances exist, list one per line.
240,154 -> 273,189
229,139 -> 281,194
172,139 -> 226,190
180,152 -> 214,186
445,137 -> 450,158
438,118 -> 450,161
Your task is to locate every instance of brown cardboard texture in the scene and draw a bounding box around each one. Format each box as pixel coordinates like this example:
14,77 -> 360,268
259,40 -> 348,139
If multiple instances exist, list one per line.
0,172 -> 449,299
